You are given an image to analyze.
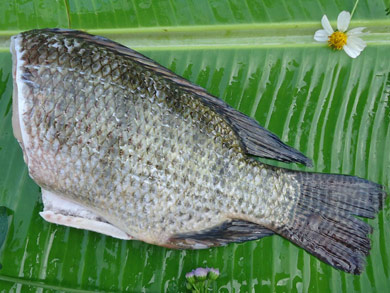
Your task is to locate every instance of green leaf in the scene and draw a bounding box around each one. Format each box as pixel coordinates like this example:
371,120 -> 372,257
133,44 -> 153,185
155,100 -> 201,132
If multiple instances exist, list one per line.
0,207 -> 7,245
0,0 -> 389,292
0,206 -> 8,269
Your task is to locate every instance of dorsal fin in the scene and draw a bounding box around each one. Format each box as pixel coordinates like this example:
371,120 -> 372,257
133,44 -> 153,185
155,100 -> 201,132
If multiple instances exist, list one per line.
41,28 -> 312,166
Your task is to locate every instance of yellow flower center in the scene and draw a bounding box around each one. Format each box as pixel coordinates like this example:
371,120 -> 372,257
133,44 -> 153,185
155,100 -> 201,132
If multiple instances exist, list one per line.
328,31 -> 347,50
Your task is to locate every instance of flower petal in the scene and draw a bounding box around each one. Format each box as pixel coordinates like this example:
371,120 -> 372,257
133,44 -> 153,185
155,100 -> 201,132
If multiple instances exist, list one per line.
337,11 -> 351,32
347,36 -> 367,51
314,29 -> 329,42
321,15 -> 334,35
343,43 -> 360,58
347,27 -> 367,36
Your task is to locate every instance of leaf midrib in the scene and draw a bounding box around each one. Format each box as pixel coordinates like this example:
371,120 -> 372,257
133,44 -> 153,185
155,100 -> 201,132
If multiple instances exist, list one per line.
0,20 -> 389,52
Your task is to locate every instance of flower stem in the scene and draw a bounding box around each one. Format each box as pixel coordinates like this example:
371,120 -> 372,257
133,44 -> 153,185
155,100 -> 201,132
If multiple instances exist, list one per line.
350,0 -> 360,18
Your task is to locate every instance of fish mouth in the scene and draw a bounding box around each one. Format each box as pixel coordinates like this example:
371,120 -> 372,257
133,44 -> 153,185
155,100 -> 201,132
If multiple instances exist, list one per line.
10,34 -> 29,165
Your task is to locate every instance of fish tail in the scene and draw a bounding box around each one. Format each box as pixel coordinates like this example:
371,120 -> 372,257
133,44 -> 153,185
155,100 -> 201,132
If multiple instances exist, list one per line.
275,171 -> 387,274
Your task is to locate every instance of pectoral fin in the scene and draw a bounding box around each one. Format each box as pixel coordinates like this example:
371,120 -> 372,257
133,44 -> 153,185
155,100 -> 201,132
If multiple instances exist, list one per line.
40,189 -> 133,240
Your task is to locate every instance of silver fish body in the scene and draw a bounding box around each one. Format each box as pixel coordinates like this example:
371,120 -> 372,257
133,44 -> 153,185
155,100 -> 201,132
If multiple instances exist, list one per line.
11,29 -> 386,274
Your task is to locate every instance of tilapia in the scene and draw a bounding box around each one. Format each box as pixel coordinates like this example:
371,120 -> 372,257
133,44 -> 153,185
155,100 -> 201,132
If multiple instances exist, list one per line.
11,28 -> 387,274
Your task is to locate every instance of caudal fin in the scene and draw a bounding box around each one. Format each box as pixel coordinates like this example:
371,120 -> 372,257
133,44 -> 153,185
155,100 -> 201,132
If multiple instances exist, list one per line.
275,171 -> 387,274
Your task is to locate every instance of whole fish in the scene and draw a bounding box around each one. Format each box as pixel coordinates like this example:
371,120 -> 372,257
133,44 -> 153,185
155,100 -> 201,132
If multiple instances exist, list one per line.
11,29 -> 386,274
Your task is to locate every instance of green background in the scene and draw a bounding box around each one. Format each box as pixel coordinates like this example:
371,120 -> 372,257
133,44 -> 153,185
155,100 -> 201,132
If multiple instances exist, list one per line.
0,0 -> 389,291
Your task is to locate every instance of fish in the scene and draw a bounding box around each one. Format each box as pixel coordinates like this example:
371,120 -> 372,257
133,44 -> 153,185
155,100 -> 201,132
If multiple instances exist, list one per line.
10,28 -> 387,274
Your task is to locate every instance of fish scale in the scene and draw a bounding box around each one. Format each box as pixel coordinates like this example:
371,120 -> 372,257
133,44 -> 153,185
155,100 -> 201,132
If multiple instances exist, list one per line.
34,35 -> 246,232
11,29 -> 387,274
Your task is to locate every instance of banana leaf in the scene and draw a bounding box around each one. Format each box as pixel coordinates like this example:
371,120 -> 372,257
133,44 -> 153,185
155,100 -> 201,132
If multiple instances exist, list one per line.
0,0 -> 389,291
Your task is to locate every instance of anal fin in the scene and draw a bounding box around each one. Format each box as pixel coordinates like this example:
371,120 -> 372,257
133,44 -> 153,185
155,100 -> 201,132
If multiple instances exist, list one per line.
40,189 -> 133,240
167,220 -> 274,249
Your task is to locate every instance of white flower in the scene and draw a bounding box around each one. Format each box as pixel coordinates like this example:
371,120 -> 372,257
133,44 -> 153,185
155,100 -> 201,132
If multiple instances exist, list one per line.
314,11 -> 367,58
